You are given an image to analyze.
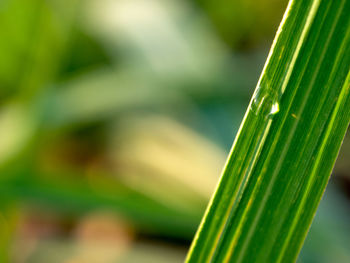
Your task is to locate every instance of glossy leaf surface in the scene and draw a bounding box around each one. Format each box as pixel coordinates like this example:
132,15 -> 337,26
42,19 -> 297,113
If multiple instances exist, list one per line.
186,0 -> 350,262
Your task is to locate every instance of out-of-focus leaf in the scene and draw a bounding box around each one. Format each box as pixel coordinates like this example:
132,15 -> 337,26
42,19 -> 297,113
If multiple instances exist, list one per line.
0,104 -> 37,165
108,115 -> 225,209
0,0 -> 78,100
0,169 -> 200,239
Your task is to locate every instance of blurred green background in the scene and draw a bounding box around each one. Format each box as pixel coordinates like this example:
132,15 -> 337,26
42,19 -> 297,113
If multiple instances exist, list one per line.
0,0 -> 349,262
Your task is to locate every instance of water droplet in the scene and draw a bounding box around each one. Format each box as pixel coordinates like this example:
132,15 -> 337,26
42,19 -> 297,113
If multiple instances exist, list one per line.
269,102 -> 279,116
250,84 -> 279,118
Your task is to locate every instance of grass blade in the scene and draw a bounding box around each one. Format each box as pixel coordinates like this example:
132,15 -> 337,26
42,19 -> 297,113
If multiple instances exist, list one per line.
186,0 -> 350,262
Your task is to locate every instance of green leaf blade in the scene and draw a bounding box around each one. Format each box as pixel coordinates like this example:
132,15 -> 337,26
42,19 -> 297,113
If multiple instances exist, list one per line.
186,0 -> 350,262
